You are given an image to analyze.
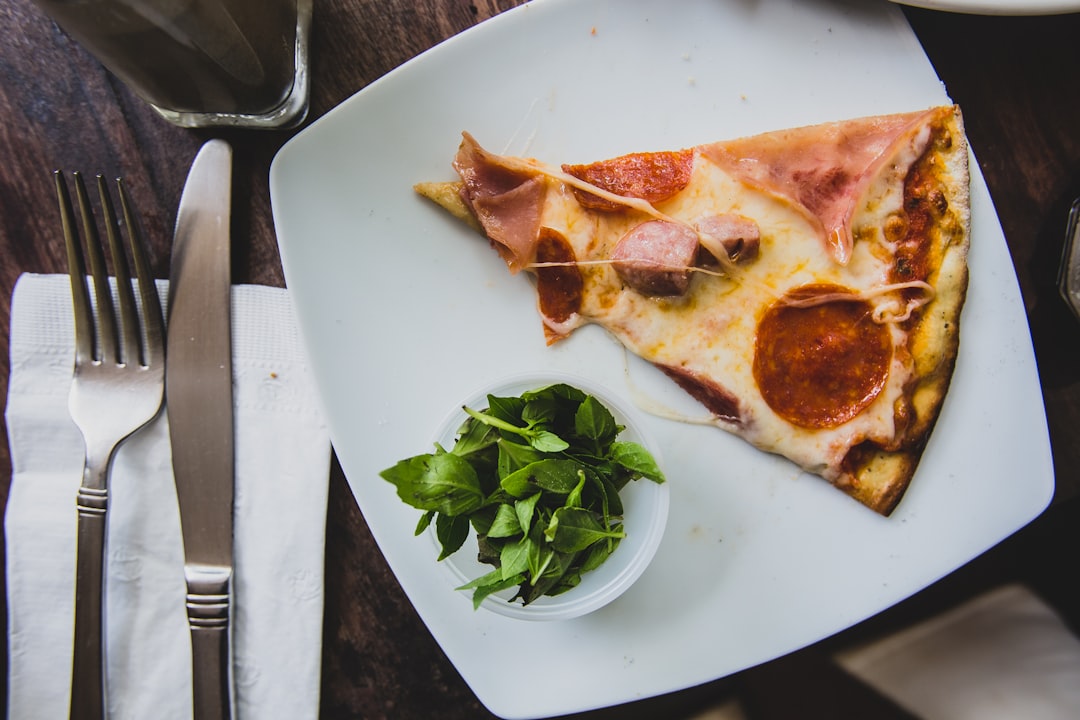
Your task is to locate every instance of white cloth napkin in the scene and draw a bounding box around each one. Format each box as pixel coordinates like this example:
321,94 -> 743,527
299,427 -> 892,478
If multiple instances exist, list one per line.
834,584 -> 1080,719
5,273 -> 330,719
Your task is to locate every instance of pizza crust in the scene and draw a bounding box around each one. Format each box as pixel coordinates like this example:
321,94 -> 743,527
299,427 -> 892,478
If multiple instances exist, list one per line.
414,180 -> 478,230
844,108 -> 970,514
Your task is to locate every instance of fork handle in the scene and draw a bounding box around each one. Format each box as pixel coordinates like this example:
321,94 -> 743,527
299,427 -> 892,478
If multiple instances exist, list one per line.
70,486 -> 108,720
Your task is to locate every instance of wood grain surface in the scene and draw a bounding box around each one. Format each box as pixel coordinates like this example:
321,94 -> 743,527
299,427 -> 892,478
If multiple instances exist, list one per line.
1,1 -> 1078,718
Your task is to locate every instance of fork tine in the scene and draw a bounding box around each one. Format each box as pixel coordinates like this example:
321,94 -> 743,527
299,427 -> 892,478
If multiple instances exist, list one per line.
115,177 -> 164,368
96,175 -> 140,368
54,171 -> 95,367
73,172 -> 119,365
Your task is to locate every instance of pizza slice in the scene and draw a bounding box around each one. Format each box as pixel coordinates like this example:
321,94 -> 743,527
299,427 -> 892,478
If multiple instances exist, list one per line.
415,105 -> 970,515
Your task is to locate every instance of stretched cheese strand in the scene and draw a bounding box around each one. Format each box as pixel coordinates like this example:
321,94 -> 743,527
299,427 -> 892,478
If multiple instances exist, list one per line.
493,153 -> 741,274
779,280 -> 936,324
526,258 -> 727,278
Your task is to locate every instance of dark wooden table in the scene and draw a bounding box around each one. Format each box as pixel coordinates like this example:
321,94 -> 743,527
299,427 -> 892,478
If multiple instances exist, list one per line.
2,1 -> 1079,718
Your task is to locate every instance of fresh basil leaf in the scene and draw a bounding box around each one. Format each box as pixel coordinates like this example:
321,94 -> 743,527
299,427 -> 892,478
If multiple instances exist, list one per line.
414,510 -> 435,536
609,440 -> 666,483
380,452 -> 485,516
455,566 -> 504,591
500,458 -> 581,497
607,464 -> 634,492
456,567 -> 526,609
499,536 -> 532,580
521,550 -> 576,604
528,429 -> 570,453
522,382 -> 587,405
486,503 -> 523,539
521,394 -> 560,426
469,571 -> 527,610
527,462 -> 587,496
451,416 -> 499,458
499,465 -> 536,498
485,394 -> 526,425
566,471 -> 587,509
515,493 -> 541,537
580,532 -> 621,572
527,458 -> 584,494
526,529 -> 555,582
435,512 -> 470,560
575,394 -> 618,446
497,437 -> 543,478
583,471 -> 617,520
545,507 -> 625,553
598,474 -> 624,517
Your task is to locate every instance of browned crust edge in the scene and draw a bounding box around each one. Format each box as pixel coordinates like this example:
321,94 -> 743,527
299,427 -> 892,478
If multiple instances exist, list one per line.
845,106 -> 971,515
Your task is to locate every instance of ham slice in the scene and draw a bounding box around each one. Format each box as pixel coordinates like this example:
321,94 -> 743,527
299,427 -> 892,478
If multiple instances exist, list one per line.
699,108 -> 942,264
453,133 -> 546,273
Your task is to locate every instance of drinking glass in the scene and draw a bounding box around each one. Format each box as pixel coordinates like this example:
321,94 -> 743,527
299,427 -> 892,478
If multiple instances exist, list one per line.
33,0 -> 312,129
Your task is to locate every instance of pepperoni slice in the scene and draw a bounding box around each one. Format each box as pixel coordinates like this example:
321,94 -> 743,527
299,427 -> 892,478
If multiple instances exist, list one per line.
535,227 -> 583,324
562,150 -> 694,211
753,284 -> 892,429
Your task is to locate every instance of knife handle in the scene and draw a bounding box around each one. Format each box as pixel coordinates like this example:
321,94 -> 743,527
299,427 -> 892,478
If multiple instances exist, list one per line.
70,478 -> 108,720
186,566 -> 233,720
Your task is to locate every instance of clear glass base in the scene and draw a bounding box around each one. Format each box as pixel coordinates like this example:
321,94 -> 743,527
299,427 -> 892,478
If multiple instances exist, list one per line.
150,0 -> 312,130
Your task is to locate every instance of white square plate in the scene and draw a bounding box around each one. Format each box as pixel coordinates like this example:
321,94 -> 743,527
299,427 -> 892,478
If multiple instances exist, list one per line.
269,0 -> 1054,716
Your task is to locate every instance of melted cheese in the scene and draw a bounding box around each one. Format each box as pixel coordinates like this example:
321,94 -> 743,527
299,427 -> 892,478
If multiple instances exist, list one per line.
535,153 -> 917,480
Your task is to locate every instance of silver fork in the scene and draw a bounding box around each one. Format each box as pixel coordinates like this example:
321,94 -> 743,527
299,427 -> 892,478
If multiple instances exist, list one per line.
54,171 -> 166,720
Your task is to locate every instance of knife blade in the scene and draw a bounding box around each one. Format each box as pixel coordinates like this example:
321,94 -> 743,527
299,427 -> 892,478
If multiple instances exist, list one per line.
166,138 -> 235,720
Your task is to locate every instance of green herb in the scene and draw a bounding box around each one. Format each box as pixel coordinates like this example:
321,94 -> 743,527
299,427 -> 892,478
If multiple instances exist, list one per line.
379,383 -> 665,609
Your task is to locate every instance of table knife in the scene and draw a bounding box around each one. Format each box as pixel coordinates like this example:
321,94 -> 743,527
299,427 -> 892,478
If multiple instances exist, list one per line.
166,139 -> 235,720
